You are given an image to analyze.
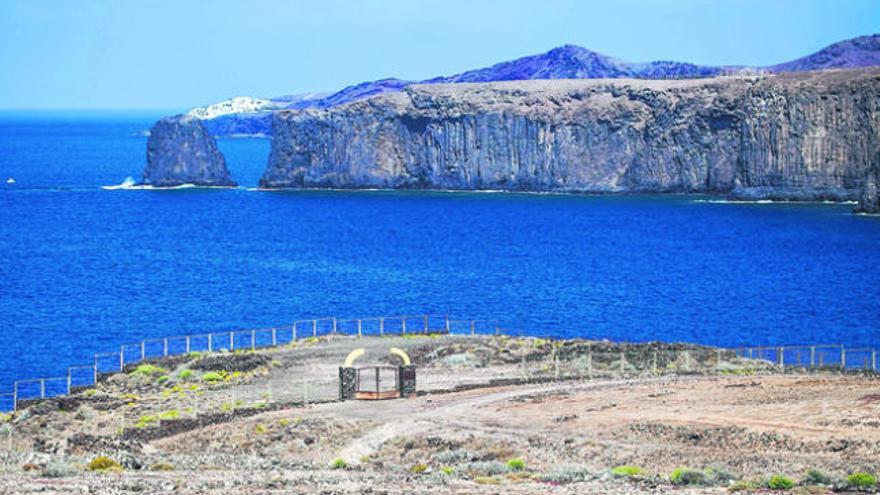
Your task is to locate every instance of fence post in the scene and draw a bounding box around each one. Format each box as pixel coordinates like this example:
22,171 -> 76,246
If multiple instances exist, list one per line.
873,350 -> 877,372
230,333 -> 234,351
587,344 -> 593,377
67,369 -> 72,395
40,379 -> 45,399
332,317 -> 337,335
379,318 -> 384,336
423,314 -> 429,333
357,320 -> 362,338
445,315 -> 450,334
554,343 -> 560,380
163,338 -> 168,357
13,382 -> 17,411
120,346 -> 125,371
495,324 -> 500,336
778,347 -> 784,369
186,336 -> 191,354
841,346 -> 846,370
810,346 -> 816,368
93,364 -> 98,386
312,319 -> 317,337
272,328 -> 277,346
140,341 -> 145,361
251,330 -> 256,351
293,322 -> 298,341
402,318 -> 407,335
470,320 -> 475,336
208,334 -> 213,352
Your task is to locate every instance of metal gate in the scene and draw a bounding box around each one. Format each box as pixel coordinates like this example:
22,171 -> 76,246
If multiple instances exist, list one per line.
355,366 -> 400,400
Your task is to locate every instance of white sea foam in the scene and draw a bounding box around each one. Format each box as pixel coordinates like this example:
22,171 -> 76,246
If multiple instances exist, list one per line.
102,178 -> 235,191
693,198 -> 858,205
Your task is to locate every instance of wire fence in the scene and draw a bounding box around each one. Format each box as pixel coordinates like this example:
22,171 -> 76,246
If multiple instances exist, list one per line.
0,313 -> 877,413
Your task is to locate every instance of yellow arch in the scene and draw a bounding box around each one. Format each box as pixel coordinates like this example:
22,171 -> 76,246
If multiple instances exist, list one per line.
389,347 -> 411,366
343,348 -> 365,367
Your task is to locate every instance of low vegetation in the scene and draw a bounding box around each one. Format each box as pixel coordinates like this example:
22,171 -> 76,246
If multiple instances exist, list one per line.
410,463 -> 428,474
847,472 -> 878,490
506,458 -> 525,472
331,458 -> 347,469
670,467 -> 707,486
202,372 -> 224,382
87,456 -> 122,471
767,475 -> 795,490
129,364 -> 167,379
802,468 -> 834,485
611,465 -> 645,477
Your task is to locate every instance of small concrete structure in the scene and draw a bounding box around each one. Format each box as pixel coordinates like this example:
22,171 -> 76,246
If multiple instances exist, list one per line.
339,348 -> 416,400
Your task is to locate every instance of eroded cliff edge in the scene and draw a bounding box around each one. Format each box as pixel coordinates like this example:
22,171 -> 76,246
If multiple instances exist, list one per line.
260,68 -> 880,208
143,115 -> 236,187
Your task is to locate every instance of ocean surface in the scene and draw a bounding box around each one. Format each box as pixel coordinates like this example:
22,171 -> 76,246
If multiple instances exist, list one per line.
0,111 -> 878,391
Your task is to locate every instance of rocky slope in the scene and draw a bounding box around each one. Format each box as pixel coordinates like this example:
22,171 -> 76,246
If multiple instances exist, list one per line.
260,68 -> 880,205
143,115 -> 236,187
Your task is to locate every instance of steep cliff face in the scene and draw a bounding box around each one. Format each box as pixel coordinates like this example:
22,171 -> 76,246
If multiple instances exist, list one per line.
261,69 -> 880,203
144,115 -> 236,187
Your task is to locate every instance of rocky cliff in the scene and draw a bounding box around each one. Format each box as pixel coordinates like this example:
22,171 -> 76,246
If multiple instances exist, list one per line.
260,68 -> 880,206
143,115 -> 236,187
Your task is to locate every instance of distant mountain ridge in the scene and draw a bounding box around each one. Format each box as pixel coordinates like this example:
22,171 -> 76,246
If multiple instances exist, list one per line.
196,34 -> 880,136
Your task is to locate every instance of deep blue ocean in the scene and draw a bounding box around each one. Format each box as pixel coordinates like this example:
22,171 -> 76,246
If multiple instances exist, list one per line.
0,111 -> 878,391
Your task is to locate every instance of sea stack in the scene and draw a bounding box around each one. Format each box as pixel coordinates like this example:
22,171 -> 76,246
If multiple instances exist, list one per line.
143,115 -> 236,187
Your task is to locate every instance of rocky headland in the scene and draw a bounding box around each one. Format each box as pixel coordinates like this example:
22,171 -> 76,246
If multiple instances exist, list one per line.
260,69 -> 880,208
143,115 -> 236,187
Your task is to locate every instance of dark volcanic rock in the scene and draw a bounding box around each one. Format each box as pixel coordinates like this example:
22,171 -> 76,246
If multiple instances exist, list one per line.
143,115 -> 236,187
260,68 -> 880,204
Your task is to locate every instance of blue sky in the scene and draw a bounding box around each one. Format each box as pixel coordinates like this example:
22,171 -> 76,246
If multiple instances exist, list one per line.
1,0 -> 877,109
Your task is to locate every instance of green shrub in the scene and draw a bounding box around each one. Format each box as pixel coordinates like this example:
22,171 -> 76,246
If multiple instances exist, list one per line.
670,467 -> 708,486
410,463 -> 428,474
202,372 -> 223,382
331,458 -> 347,469
158,410 -> 179,420
0,413 -> 11,423
83,388 -> 97,397
254,424 -> 267,434
130,364 -> 167,378
729,479 -> 761,492
135,415 -> 158,428
440,466 -> 455,476
87,456 -> 122,471
767,475 -> 795,490
279,418 -> 291,427
802,469 -> 834,485
847,472 -> 878,489
178,369 -> 194,381
611,465 -> 645,477
506,458 -> 525,472
156,375 -> 170,385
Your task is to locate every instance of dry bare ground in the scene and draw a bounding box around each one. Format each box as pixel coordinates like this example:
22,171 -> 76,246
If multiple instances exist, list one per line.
0,335 -> 878,494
